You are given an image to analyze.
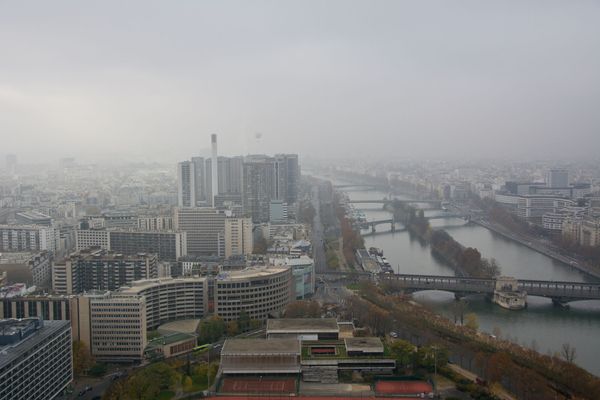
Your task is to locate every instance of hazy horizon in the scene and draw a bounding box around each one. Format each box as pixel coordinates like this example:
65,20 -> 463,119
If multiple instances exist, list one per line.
2,1 -> 600,163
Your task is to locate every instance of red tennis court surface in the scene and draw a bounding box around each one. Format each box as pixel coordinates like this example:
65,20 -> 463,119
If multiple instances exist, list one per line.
221,377 -> 296,394
375,380 -> 433,395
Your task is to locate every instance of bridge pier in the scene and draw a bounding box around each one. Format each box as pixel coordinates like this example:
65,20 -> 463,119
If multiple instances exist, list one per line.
551,298 -> 570,309
371,225 -> 376,233
391,222 -> 395,232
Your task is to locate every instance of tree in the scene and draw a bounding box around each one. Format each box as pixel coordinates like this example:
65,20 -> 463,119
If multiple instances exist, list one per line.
238,310 -> 251,332
197,316 -> 226,344
72,340 -> 94,376
226,321 -> 239,336
253,237 -> 268,254
561,343 -> 577,363
126,371 -> 161,400
464,313 -> 479,331
389,339 -> 415,371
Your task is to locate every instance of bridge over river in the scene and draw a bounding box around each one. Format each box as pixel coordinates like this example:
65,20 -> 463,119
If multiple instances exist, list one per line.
320,272 -> 600,306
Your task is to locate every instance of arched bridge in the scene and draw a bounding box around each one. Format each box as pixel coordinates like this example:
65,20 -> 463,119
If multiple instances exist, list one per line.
380,274 -> 600,304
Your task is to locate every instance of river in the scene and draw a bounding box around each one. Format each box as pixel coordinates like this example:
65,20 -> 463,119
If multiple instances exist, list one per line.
342,187 -> 600,376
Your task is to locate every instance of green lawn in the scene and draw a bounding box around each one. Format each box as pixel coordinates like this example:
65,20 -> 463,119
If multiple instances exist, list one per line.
157,390 -> 175,400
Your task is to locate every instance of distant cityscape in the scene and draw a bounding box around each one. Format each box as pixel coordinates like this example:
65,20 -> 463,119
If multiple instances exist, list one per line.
2,148 -> 600,400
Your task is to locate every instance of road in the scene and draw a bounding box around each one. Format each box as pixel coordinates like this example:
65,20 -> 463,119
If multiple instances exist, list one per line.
311,184 -> 327,274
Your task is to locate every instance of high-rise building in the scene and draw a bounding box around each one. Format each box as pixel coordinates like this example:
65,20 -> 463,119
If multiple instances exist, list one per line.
0,318 -> 72,400
224,217 -> 253,259
191,156 -> 207,204
52,249 -> 158,294
242,155 -> 276,223
174,207 -> 226,256
546,169 -> 569,188
269,199 -> 288,223
177,161 -> 196,207
283,154 -> 300,204
211,134 -> 219,207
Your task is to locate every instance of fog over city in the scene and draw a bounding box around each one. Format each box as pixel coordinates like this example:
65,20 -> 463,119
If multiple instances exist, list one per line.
2,1 -> 600,162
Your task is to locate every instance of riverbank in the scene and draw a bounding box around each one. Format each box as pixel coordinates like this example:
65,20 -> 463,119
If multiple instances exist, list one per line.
472,219 -> 600,280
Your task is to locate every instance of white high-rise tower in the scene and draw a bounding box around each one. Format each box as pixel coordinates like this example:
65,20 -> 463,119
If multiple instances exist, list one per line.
211,134 -> 219,207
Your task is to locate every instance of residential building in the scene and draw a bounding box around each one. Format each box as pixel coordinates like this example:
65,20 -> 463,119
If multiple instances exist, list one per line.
0,224 -> 58,253
177,161 -> 196,207
137,215 -> 174,231
0,318 -> 72,400
52,249 -> 158,294
75,229 -> 187,261
242,156 -> 276,223
0,251 -> 52,288
224,217 -> 253,259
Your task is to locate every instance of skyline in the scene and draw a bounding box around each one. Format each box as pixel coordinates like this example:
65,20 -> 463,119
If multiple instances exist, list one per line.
2,1 -> 600,163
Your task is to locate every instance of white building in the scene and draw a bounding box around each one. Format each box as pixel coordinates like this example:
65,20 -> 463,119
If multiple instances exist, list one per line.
224,217 -> 253,259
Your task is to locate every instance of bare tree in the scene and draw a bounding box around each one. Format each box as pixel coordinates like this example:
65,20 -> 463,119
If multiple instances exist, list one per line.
561,343 -> 577,363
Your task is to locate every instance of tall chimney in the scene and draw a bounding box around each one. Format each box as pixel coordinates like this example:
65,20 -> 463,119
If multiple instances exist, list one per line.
211,133 -> 219,207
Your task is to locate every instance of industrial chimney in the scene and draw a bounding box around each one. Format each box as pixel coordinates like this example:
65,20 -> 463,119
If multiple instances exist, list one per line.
211,134 -> 218,207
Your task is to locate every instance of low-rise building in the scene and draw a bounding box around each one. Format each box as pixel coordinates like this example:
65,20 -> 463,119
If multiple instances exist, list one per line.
267,318 -> 339,340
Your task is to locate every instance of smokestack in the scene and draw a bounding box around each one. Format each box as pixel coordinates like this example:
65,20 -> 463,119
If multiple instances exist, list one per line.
211,133 -> 218,207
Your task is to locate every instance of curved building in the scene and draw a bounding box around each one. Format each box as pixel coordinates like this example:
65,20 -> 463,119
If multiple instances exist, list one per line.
215,266 -> 293,321
119,277 -> 208,330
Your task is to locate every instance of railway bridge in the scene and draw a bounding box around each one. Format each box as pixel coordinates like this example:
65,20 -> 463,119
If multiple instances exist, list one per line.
320,272 -> 600,306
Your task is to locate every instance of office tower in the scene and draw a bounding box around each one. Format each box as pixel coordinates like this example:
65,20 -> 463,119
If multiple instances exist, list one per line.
224,217 -> 253,258
52,249 -> 158,294
546,169 -> 569,188
177,161 -> 196,207
242,155 -> 276,223
211,134 -> 219,207
0,318 -> 72,400
72,292 -> 147,363
174,207 -> 226,256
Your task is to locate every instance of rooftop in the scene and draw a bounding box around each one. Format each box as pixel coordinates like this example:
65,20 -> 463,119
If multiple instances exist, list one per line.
119,277 -> 207,294
216,266 -> 289,281
70,248 -> 157,261
0,319 -> 70,368
344,337 -> 384,354
267,318 -> 339,333
222,338 -> 300,355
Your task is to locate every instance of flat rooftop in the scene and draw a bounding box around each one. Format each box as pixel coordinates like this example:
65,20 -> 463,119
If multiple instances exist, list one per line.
0,320 -> 70,368
222,338 -> 300,355
216,266 -> 289,281
119,277 -> 206,293
147,332 -> 196,348
267,318 -> 339,333
344,337 -> 384,353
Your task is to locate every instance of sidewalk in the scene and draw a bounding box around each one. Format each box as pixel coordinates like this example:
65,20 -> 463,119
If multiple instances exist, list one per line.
448,364 -> 516,400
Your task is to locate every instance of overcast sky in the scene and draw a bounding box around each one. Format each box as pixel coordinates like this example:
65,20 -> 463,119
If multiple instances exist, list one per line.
1,1 -> 599,163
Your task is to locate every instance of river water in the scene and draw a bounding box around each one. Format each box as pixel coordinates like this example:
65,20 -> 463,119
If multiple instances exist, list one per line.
343,187 -> 600,376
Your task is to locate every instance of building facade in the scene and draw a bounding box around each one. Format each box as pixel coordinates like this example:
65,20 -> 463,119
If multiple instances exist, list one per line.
0,225 -> 57,253
0,318 -> 72,400
174,207 -> 226,256
224,217 -> 253,259
214,266 -> 293,321
52,249 -> 158,294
